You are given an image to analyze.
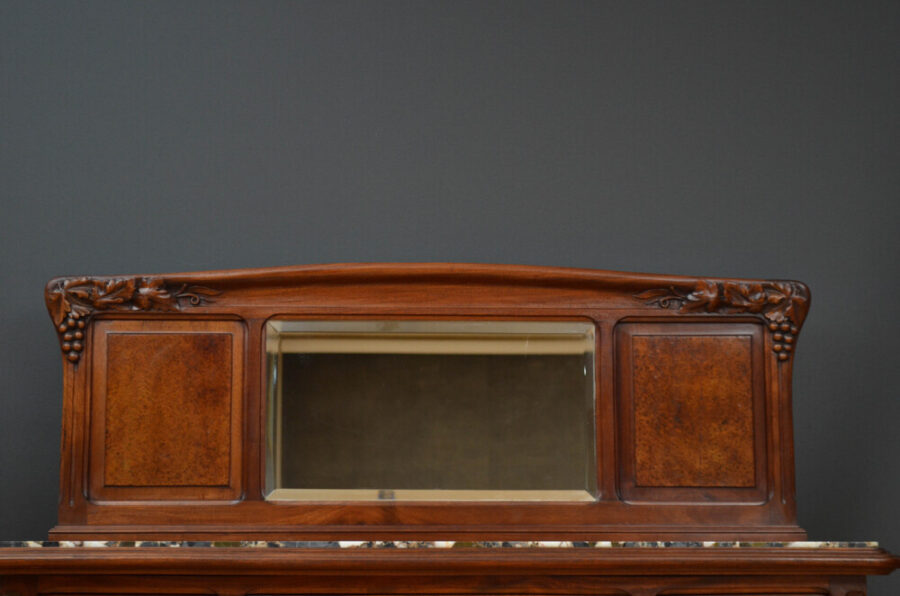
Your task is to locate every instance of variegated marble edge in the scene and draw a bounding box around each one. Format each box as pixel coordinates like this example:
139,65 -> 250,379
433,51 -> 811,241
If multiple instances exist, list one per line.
0,540 -> 879,549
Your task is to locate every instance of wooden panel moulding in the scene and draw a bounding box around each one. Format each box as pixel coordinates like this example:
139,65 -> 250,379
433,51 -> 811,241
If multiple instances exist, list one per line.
616,322 -> 768,504
88,320 -> 244,502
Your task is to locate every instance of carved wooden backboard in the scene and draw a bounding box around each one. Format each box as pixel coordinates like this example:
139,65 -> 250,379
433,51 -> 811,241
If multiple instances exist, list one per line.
44,264 -> 810,540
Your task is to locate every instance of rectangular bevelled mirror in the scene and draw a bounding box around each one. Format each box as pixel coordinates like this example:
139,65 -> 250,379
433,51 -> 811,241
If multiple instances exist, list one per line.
264,319 -> 597,501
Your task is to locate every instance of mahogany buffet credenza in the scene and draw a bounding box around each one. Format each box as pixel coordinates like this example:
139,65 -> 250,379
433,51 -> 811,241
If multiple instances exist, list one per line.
1,264 -> 896,595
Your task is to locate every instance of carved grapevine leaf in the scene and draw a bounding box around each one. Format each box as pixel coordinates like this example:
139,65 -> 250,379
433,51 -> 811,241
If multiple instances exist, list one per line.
46,290 -> 68,327
635,279 -> 809,362
769,281 -> 809,325
133,277 -> 177,310
682,280 -> 720,312
788,294 -> 806,323
91,278 -> 137,308
723,283 -> 767,313
46,276 -> 220,364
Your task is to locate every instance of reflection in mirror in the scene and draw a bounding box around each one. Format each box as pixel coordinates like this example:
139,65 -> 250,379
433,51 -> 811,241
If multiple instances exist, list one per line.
265,320 -> 596,501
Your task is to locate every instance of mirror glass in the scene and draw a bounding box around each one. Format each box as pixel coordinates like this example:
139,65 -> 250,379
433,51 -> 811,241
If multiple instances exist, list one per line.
265,320 -> 596,501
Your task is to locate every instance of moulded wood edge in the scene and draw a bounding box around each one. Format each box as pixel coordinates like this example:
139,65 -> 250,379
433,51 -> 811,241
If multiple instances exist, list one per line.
0,546 -> 896,576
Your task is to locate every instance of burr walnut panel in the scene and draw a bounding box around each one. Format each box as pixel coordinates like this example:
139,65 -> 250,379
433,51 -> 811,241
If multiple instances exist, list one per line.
89,319 -> 244,501
633,334 -> 755,488
617,322 -> 767,503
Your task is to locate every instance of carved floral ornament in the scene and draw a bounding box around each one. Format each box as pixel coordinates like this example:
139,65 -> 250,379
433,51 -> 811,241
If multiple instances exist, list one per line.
45,277 -> 219,363
636,280 -> 810,361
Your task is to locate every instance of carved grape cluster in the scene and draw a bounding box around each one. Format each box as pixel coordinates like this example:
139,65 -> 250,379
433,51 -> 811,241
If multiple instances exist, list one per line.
768,319 -> 799,362
57,311 -> 87,362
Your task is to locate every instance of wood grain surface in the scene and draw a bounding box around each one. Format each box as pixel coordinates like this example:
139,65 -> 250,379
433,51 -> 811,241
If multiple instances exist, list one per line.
631,334 -> 755,488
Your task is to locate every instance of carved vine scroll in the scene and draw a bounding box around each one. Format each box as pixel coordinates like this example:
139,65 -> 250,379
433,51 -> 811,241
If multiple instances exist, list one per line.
45,277 -> 219,363
636,280 -> 810,361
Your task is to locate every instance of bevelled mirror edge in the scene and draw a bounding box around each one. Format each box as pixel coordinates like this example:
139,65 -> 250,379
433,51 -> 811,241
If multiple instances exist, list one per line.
264,318 -> 598,502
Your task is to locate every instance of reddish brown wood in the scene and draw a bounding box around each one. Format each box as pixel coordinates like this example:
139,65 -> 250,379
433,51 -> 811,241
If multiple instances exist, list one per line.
37,264 -> 821,539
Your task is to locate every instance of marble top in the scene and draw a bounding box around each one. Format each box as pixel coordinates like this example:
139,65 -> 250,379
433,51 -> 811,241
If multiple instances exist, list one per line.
0,540 -> 878,549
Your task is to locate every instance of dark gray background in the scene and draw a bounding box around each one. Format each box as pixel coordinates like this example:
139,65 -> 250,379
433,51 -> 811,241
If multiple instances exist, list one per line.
1,1 -> 897,592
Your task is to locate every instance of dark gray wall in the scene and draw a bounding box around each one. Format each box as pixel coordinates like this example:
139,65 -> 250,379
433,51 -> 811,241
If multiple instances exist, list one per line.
1,1 -> 897,592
